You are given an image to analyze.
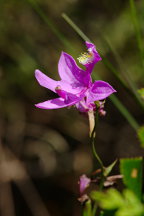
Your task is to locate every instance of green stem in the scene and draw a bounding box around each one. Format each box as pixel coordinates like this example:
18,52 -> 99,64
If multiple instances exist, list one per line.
92,203 -> 97,216
91,136 -> 104,170
62,13 -> 91,42
92,174 -> 105,216
88,111 -> 104,216
88,111 -> 104,170
129,0 -> 144,68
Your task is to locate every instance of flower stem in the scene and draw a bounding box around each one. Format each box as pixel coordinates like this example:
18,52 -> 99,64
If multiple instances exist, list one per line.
88,111 -> 105,216
91,137 -> 104,171
88,111 -> 95,137
88,111 -> 104,170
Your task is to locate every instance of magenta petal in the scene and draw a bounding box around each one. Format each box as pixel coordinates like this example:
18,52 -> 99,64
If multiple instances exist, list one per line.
84,41 -> 102,73
35,69 -> 84,94
79,174 -> 91,194
35,93 -> 83,110
58,52 -> 90,86
58,80 -> 84,94
85,42 -> 101,63
86,41 -> 102,63
87,80 -> 116,103
35,69 -> 59,93
35,98 -> 73,109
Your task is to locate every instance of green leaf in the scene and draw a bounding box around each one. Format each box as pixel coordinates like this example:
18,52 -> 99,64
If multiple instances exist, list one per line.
91,189 -> 144,216
137,126 -> 144,147
91,189 -> 124,210
83,200 -> 92,216
138,88 -> 144,99
100,210 -> 116,216
120,158 -> 143,199
104,159 -> 117,177
116,190 -> 144,216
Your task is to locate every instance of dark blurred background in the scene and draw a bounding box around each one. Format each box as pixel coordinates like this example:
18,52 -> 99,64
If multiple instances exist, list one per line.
0,0 -> 144,215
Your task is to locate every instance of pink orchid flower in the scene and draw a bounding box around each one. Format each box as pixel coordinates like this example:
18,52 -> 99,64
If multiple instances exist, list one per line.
35,41 -> 116,112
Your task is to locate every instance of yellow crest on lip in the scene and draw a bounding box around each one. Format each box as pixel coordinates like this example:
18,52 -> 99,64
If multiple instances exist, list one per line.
77,52 -> 94,65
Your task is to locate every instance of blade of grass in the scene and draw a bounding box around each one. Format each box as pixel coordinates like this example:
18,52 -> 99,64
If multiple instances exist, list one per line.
110,94 -> 139,130
103,36 -> 144,109
62,13 -> 91,42
26,0 -> 72,50
62,13 -> 139,131
129,0 -> 144,67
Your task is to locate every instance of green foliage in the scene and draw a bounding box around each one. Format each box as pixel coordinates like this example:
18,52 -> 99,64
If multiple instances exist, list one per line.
129,0 -> 144,66
137,126 -> 144,147
91,189 -> 124,210
91,189 -> 144,216
120,158 -> 143,199
138,88 -> 144,99
90,158 -> 143,215
83,200 -> 92,216
100,210 -> 116,216
103,159 -> 117,177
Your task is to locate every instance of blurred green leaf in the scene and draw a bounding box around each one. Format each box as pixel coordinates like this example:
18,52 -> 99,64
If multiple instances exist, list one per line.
129,0 -> 144,67
120,157 -> 143,199
137,126 -> 144,147
91,189 -> 124,210
138,88 -> 144,100
100,210 -> 116,216
91,189 -> 144,216
116,190 -> 144,216
104,159 -> 117,177
83,200 -> 92,216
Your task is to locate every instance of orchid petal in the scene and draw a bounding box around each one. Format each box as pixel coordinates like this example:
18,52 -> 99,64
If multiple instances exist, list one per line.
35,69 -> 59,93
59,80 -> 84,94
35,69 -> 84,94
58,52 -> 90,86
85,41 -> 102,63
81,41 -> 102,73
35,94 -> 82,110
87,80 -> 116,103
